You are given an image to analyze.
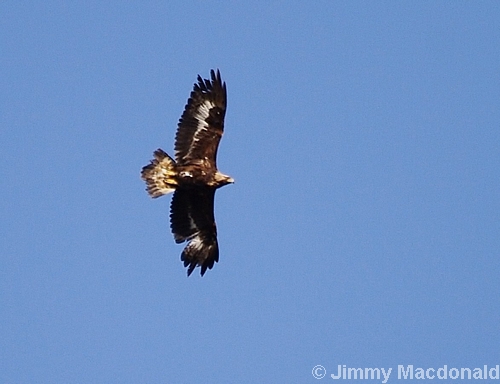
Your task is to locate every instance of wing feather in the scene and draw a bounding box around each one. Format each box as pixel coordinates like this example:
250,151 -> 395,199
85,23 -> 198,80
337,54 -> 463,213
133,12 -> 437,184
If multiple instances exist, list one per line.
170,188 -> 219,276
174,69 -> 227,169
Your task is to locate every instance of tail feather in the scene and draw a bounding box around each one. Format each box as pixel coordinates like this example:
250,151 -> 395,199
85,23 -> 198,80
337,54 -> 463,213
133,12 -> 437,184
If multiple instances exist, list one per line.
141,149 -> 177,198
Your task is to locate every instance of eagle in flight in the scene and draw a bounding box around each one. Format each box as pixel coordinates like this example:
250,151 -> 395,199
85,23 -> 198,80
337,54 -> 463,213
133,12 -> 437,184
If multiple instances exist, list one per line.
141,69 -> 233,276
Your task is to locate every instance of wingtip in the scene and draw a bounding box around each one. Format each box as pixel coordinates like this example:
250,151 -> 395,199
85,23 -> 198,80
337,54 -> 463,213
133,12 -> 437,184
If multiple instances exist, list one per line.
181,238 -> 219,277
186,264 -> 196,277
206,68 -> 223,86
183,257 -> 212,277
191,69 -> 225,107
210,68 -> 221,82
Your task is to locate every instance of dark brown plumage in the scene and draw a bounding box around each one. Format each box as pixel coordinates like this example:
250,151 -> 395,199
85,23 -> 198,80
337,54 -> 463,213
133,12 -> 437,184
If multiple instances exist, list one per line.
141,69 -> 233,276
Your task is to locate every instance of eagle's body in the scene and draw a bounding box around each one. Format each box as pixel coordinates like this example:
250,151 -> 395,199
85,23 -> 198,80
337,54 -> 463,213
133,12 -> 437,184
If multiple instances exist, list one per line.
141,70 -> 233,276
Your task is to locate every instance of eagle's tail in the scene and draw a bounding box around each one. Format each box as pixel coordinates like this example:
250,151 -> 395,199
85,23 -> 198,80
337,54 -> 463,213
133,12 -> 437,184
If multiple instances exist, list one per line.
141,149 -> 178,198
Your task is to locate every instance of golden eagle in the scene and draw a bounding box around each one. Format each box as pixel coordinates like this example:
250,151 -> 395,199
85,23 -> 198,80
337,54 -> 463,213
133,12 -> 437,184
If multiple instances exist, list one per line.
141,69 -> 233,276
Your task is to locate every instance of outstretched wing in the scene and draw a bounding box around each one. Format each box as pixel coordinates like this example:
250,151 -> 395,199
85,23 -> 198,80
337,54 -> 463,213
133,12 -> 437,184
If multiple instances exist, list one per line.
170,187 -> 219,276
174,69 -> 227,169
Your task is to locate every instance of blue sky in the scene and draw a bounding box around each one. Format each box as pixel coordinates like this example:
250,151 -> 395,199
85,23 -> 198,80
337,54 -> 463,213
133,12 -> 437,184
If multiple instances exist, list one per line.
1,1 -> 499,383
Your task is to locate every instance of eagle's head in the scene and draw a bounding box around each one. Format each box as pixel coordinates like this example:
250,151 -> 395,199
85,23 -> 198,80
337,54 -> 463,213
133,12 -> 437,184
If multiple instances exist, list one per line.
214,171 -> 234,187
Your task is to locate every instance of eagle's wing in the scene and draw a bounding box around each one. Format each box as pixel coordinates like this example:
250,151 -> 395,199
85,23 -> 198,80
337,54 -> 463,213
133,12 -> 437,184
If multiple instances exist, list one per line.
174,69 -> 227,169
170,187 -> 219,276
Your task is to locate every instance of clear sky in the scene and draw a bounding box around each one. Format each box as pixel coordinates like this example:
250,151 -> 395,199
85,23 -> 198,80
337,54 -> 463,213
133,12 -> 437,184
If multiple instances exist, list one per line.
1,1 -> 499,383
